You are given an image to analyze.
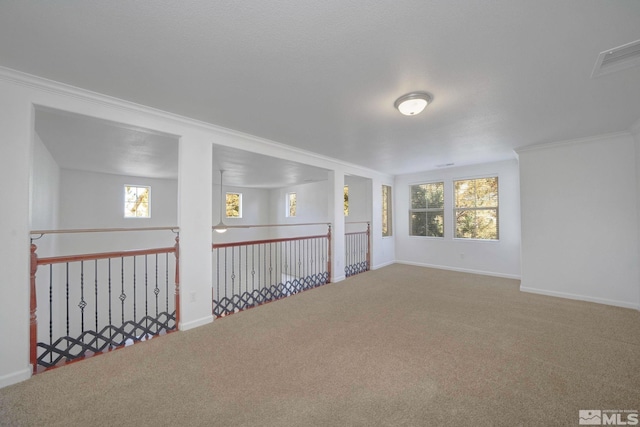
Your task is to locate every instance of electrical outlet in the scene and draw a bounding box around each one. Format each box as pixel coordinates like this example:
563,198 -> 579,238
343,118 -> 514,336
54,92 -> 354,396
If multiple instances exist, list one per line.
190,291 -> 196,302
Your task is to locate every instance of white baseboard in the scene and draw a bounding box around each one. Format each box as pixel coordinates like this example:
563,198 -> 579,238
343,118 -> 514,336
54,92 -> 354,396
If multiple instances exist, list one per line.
331,275 -> 346,283
396,260 -> 521,280
372,260 -> 395,270
0,367 -> 31,389
179,314 -> 214,331
520,286 -> 640,310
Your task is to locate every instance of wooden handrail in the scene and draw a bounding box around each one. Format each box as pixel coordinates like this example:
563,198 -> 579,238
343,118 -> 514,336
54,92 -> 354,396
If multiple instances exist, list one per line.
212,222 -> 330,230
213,234 -> 328,249
37,246 -> 177,265
345,231 -> 368,236
30,226 -> 179,236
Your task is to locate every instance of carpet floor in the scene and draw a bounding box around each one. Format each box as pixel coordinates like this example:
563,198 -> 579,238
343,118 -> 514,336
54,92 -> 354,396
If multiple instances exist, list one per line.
1,264 -> 639,426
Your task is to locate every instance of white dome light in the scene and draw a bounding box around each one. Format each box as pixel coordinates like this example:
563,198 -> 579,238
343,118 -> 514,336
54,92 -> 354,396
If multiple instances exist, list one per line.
394,92 -> 433,116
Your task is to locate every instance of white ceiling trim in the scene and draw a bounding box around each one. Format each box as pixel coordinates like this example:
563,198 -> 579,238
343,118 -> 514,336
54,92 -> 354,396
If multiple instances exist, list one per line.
514,130 -> 632,154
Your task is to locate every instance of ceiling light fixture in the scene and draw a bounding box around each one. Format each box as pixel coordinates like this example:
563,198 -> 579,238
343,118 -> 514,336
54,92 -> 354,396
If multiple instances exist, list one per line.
213,170 -> 227,234
394,92 -> 433,116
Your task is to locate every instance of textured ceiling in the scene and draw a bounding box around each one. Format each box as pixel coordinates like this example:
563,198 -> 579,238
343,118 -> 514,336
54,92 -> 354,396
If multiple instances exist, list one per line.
3,1 -> 640,176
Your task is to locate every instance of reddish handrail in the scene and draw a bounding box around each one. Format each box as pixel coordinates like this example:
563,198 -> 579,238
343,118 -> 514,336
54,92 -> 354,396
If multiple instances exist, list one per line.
36,246 -> 177,265
212,234 -> 328,249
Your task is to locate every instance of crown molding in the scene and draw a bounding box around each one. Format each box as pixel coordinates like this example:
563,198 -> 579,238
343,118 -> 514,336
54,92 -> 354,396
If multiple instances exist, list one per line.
514,131 -> 632,154
0,66 -> 390,180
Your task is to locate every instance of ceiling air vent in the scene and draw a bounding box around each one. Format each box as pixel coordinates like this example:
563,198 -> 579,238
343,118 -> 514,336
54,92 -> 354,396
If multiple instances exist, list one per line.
591,39 -> 640,78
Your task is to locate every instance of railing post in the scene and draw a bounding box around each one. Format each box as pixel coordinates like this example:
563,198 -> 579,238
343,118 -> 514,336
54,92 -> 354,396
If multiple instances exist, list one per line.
174,234 -> 180,330
327,224 -> 332,283
30,243 -> 38,374
366,222 -> 371,272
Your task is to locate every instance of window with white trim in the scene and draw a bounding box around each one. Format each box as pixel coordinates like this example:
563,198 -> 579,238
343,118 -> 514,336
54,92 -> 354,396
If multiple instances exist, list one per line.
409,182 -> 444,237
382,185 -> 392,237
226,192 -> 242,218
343,185 -> 349,216
454,176 -> 499,240
124,185 -> 150,218
286,192 -> 296,217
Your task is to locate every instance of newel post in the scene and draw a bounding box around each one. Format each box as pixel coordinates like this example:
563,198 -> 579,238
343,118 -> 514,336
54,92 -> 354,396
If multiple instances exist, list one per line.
30,243 -> 38,374
174,235 -> 180,330
366,222 -> 371,272
327,224 -> 332,283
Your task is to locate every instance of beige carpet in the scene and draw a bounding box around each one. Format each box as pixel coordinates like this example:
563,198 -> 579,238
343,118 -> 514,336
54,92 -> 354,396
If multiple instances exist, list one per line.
1,264 -> 639,426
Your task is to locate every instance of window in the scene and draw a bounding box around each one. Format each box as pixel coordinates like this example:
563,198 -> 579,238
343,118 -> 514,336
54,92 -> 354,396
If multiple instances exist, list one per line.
409,182 -> 444,237
454,177 -> 498,240
286,192 -> 296,217
382,185 -> 392,237
343,185 -> 349,216
226,192 -> 242,218
124,185 -> 150,218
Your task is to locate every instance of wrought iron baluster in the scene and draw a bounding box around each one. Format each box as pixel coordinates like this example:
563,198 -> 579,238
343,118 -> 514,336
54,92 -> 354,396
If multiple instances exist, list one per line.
78,260 -> 87,352
49,264 -> 53,365
120,257 -> 125,327
94,259 -> 98,336
144,255 -> 149,337
133,257 -> 137,332
108,258 -> 112,345
224,247 -> 228,315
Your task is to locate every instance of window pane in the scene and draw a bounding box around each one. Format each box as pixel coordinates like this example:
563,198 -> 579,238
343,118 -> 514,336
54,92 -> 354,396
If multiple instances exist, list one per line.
410,210 -> 443,237
426,211 -> 444,237
476,177 -> 498,207
382,185 -> 392,237
287,193 -> 296,217
425,182 -> 444,208
455,208 -> 498,239
410,212 -> 427,236
226,193 -> 241,217
455,177 -> 498,208
344,186 -> 349,216
455,209 -> 476,238
476,209 -> 498,239
124,185 -> 150,218
410,185 -> 426,209
455,180 -> 476,208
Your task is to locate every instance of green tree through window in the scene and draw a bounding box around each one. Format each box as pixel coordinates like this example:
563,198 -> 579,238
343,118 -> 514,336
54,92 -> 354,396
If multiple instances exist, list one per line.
226,193 -> 241,218
409,182 -> 444,237
454,177 -> 498,239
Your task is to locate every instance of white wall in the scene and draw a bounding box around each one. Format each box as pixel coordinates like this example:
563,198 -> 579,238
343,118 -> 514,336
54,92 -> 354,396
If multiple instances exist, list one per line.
0,82 -> 33,388
634,121 -> 640,307
344,175 -> 372,233
518,132 -> 640,309
212,184 -> 271,243
53,169 -> 178,256
394,159 -> 521,279
30,132 -> 60,257
268,180 -> 331,239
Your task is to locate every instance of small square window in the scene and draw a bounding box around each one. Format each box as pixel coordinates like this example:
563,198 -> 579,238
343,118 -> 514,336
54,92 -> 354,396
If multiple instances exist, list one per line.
226,193 -> 242,218
124,185 -> 150,218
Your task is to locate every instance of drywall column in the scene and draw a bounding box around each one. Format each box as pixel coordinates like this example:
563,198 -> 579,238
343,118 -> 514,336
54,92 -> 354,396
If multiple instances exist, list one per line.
633,120 -> 640,308
177,136 -> 214,330
328,169 -> 346,282
0,83 -> 32,387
